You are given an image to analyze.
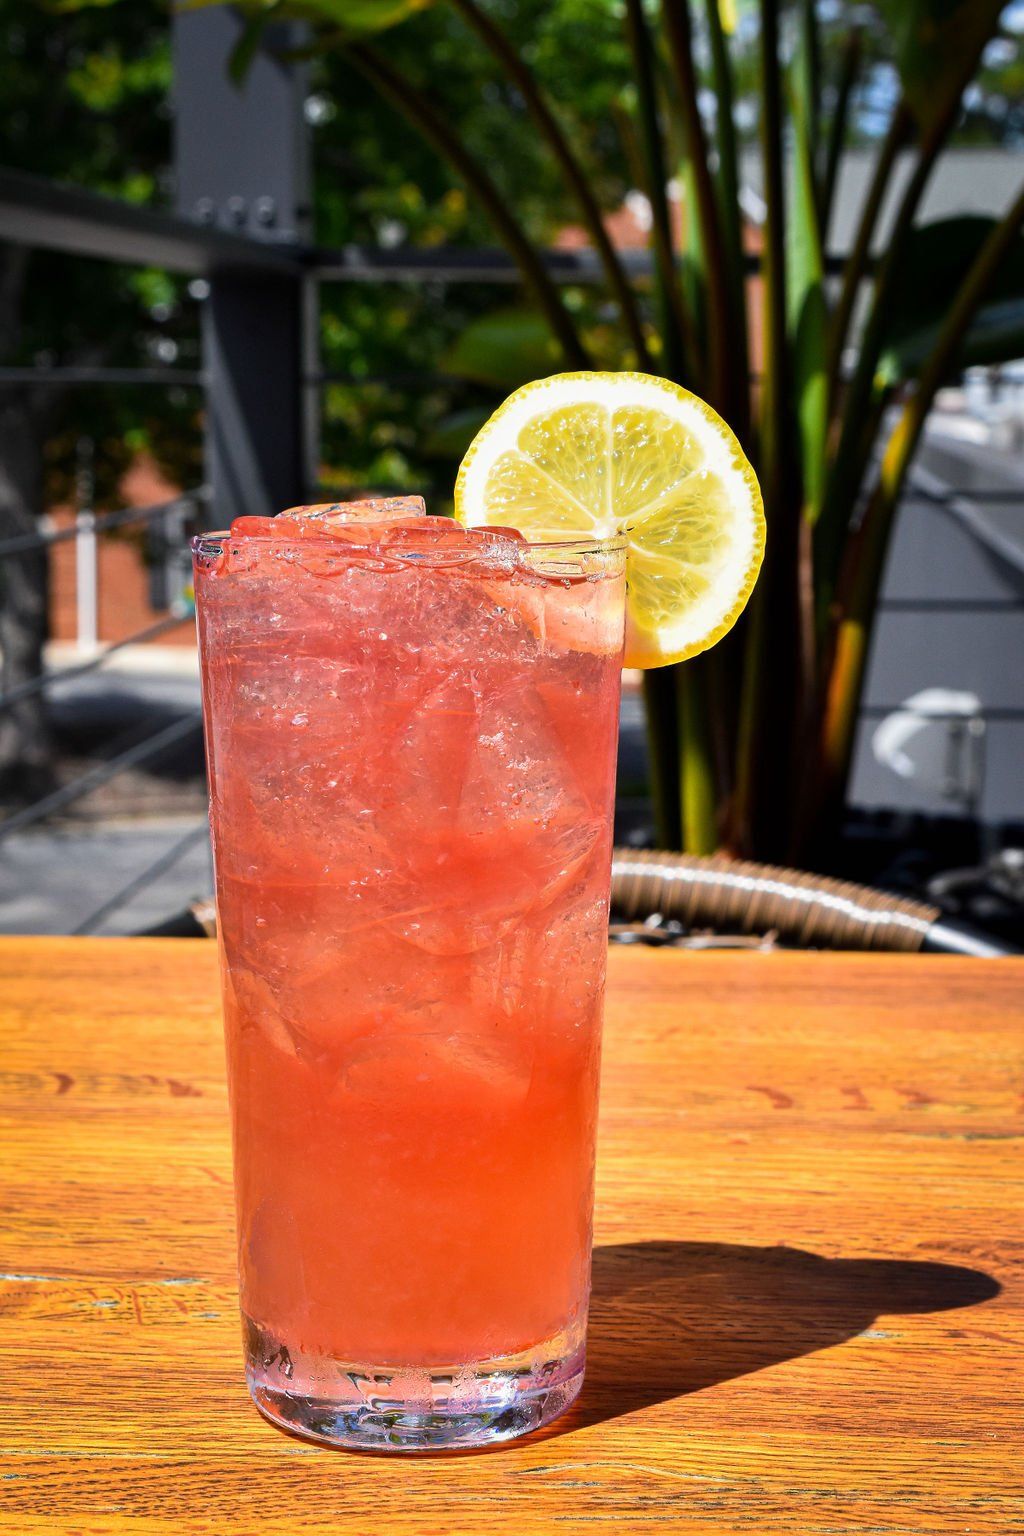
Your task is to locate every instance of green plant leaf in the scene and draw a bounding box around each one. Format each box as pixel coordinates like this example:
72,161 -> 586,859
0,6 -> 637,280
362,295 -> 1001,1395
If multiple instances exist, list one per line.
703,0 -> 749,441
50,0 -> 126,11
173,0 -> 245,12
181,0 -> 433,34
228,3 -> 283,83
877,215 -> 1024,381
290,0 -> 431,30
678,158 -> 708,375
787,60 -> 827,521
441,308 -> 561,390
877,0 -> 1003,141
880,297 -> 1024,383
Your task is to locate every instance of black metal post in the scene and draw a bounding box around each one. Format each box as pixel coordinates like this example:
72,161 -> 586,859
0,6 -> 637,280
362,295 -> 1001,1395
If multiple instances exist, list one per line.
202,271 -> 312,523
173,8 -> 315,523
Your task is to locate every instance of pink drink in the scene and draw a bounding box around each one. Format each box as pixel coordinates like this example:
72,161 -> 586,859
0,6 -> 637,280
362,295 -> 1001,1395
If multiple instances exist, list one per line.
193,514 -> 626,1449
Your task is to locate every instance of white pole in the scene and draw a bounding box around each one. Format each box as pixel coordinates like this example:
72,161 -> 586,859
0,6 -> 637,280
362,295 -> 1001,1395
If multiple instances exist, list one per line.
75,510 -> 97,650
75,437 -> 97,651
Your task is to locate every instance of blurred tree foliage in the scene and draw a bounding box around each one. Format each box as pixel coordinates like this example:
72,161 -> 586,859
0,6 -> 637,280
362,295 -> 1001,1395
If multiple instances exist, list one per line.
0,0 -> 203,506
0,0 -> 201,793
307,0 -> 635,498
9,0 -> 1022,506
304,0 -> 1024,497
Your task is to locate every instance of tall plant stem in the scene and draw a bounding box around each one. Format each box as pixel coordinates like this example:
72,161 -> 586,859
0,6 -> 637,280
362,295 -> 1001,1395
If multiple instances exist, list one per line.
817,91 -> 966,618
755,0 -> 789,517
732,0 -> 800,859
677,661 -> 718,853
819,26 -> 861,248
447,0 -> 651,368
812,180 -> 1024,846
623,0 -> 693,384
825,101 -> 910,413
702,0 -> 750,442
349,42 -> 590,368
643,667 -> 682,849
611,95 -> 648,196
662,0 -> 733,417
797,0 -> 821,194
730,577 -> 767,855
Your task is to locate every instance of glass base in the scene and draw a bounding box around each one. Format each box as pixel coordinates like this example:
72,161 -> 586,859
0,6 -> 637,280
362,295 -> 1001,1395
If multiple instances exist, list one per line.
243,1314 -> 586,1452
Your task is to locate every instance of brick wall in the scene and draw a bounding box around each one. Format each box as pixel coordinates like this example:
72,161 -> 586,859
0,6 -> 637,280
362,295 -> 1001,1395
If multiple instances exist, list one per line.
47,456 -> 195,648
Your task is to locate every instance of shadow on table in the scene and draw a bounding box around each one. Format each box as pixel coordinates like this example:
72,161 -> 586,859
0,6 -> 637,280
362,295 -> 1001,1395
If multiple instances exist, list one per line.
568,1240 -> 1000,1431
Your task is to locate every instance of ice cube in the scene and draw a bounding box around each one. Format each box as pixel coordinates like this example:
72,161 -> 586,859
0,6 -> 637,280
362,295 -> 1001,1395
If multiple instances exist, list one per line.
378,675 -> 604,957
225,961 -> 308,1061
376,520 -> 525,565
339,1024 -> 535,1112
482,563 -> 625,659
227,498 -> 426,544
388,673 -> 481,830
456,683 -> 602,897
228,515 -> 305,539
281,496 -> 426,523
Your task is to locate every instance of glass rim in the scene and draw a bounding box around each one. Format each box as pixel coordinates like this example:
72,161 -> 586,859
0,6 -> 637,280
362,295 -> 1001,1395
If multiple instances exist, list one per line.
191,528 -> 628,557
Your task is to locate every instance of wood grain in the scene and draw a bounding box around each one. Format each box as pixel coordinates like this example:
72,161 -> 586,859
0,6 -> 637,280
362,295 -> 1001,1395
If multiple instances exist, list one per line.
1,938 -> 1021,1534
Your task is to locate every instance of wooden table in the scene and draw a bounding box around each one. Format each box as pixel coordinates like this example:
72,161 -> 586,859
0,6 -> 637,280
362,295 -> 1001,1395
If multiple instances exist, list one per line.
1,939 -> 1021,1533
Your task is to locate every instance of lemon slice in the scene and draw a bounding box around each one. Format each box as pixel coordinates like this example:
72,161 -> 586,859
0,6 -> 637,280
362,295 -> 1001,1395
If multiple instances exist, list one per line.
455,371 -> 764,667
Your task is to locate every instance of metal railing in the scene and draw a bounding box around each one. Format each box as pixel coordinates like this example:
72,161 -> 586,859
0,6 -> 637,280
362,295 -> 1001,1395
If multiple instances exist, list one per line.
0,715 -> 204,843
70,821 -> 210,937
0,158 -> 666,931
0,467 -> 209,932
0,492 -> 201,559
0,612 -> 193,711
0,230 -> 211,931
1,141 -> 1022,929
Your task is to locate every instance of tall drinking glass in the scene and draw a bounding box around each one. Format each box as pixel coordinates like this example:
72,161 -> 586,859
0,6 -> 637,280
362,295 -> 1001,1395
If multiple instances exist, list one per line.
193,515 -> 626,1451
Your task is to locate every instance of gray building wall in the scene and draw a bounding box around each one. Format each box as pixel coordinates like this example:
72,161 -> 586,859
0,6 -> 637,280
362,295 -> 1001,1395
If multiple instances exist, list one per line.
847,431 -> 1024,825
739,147 -> 1024,250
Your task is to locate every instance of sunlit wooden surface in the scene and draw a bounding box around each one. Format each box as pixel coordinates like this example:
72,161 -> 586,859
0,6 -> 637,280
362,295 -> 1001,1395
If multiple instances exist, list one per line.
1,938 -> 1021,1533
